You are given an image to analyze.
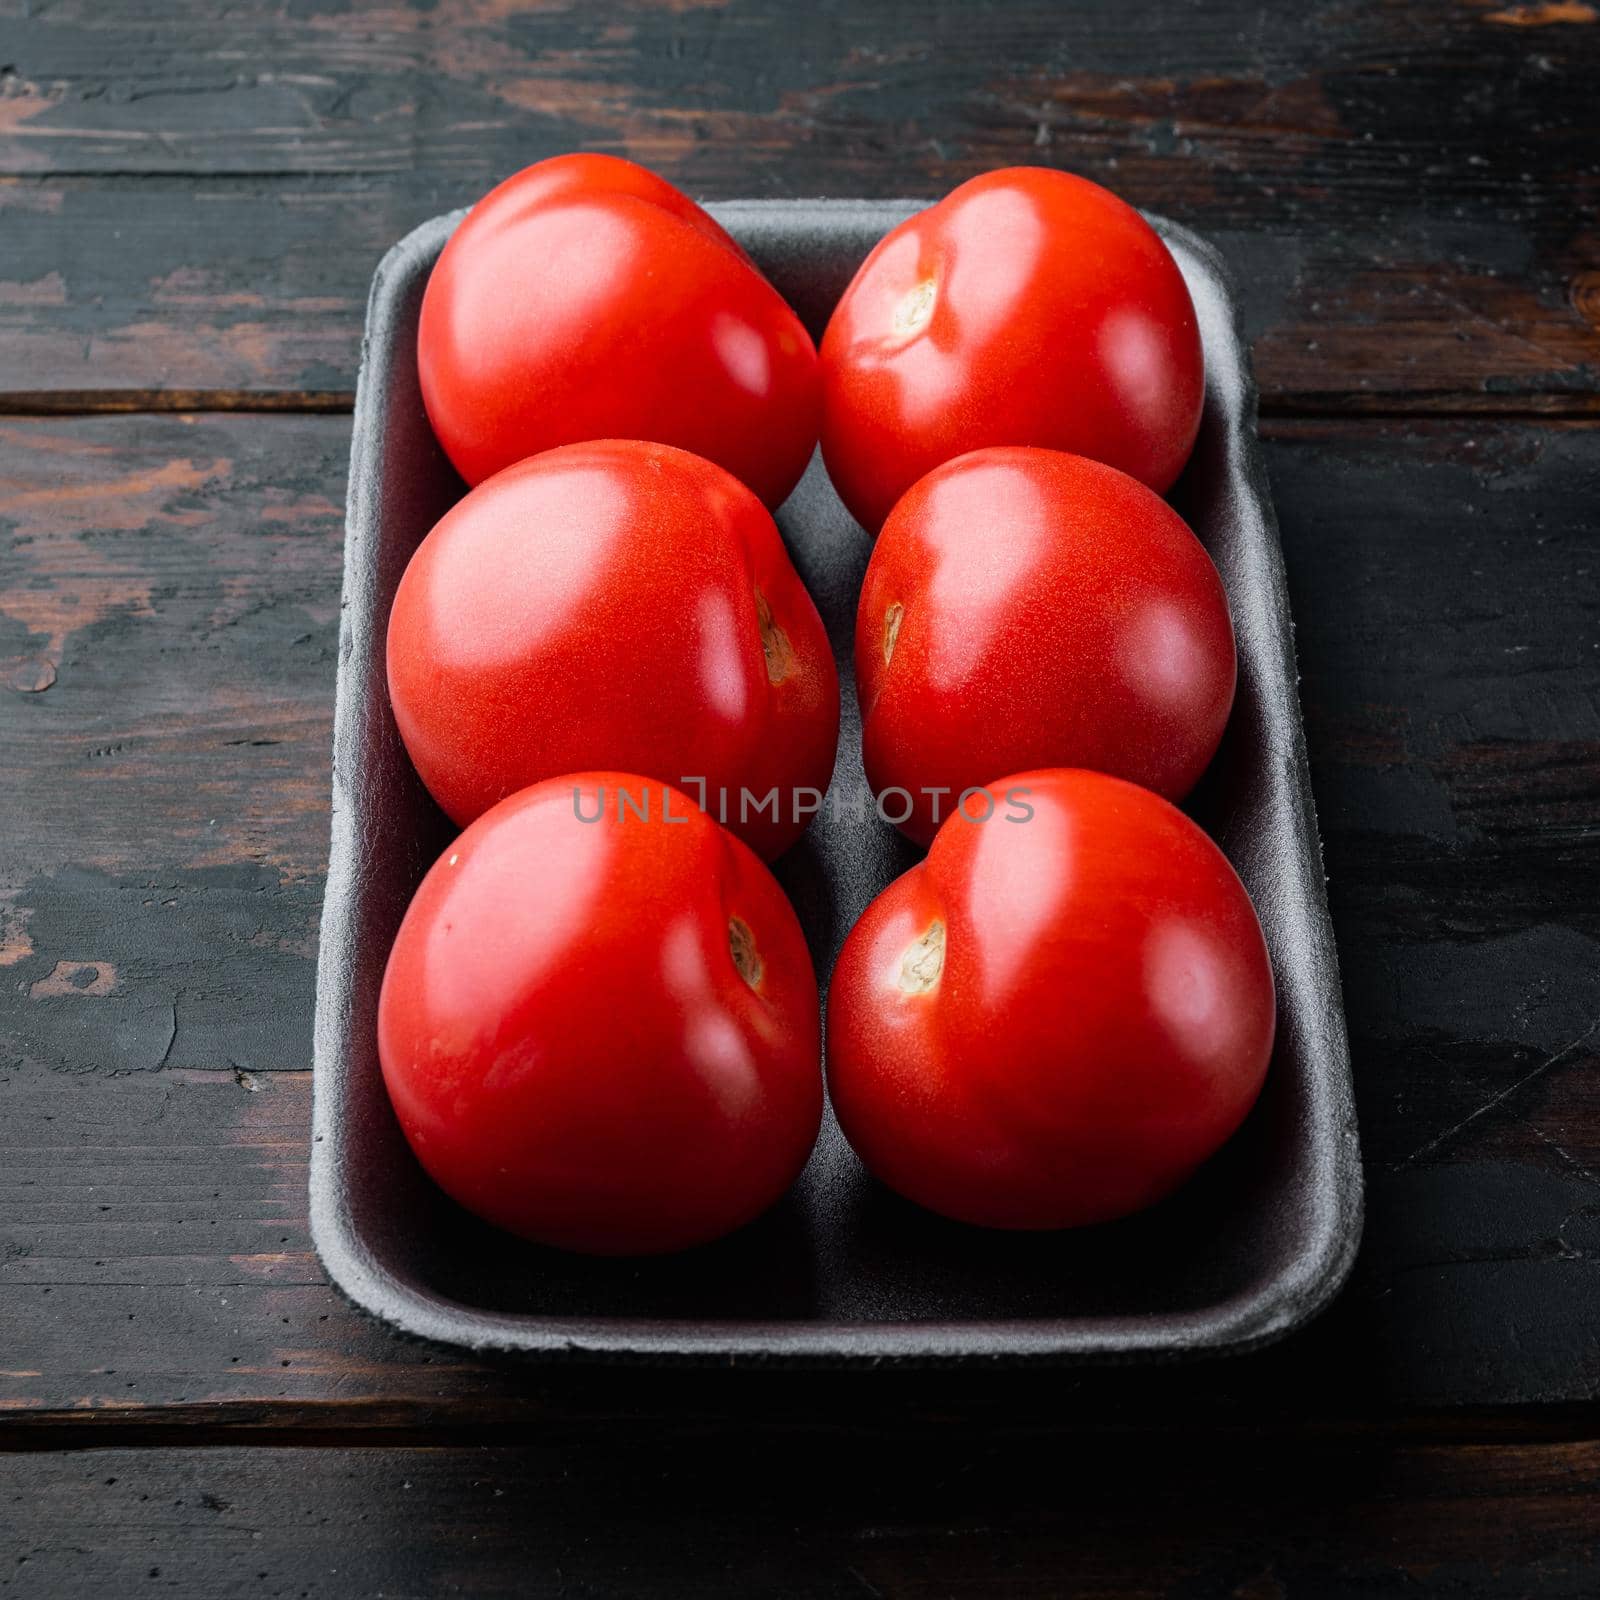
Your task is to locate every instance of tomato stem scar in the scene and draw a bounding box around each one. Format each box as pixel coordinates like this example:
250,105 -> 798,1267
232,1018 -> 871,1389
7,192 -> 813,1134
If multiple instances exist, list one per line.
898,920 -> 945,995
892,278 -> 937,338
755,587 -> 797,684
729,916 -> 764,990
883,601 -> 904,665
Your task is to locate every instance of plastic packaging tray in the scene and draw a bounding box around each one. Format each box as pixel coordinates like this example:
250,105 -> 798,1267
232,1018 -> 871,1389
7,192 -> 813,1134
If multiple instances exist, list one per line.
310,199 -> 1363,1362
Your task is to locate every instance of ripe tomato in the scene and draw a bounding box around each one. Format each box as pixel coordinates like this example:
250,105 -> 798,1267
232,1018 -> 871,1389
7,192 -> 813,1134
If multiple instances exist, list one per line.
856,447 -> 1234,847
826,769 -> 1274,1230
386,439 -> 839,860
378,773 -> 824,1255
418,153 -> 820,509
820,167 -> 1203,532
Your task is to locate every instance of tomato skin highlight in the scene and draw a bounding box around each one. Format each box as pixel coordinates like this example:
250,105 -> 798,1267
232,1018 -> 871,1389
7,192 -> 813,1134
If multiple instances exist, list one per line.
385,439 -> 840,860
856,447 -> 1235,848
418,153 -> 821,509
820,167 -> 1204,532
377,773 -> 824,1255
825,769 -> 1275,1231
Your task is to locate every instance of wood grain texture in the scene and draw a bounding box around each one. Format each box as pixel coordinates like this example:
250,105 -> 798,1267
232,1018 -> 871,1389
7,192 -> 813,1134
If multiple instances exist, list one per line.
0,0 -> 1597,408
2,1 -> 1597,1585
1,412 -> 1596,1422
8,1433 -> 1600,1597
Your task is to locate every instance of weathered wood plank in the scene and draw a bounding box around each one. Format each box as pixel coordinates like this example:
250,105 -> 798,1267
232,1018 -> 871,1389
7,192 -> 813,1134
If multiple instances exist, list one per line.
0,0 -> 1596,406
0,412 -> 1597,1421
8,1434 -> 1600,1597
1,0 -> 1592,181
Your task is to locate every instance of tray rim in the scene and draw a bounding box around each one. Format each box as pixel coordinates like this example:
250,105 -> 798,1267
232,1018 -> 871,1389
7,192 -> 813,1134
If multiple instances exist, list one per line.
309,197 -> 1364,1365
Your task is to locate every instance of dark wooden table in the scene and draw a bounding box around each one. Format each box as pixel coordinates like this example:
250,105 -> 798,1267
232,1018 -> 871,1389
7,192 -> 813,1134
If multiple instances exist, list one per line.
2,2 -> 1598,1592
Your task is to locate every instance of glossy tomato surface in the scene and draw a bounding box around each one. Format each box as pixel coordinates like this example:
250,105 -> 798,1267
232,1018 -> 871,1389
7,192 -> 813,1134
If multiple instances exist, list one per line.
826,769 -> 1275,1230
856,447 -> 1235,847
418,153 -> 819,508
378,773 -> 824,1255
820,167 -> 1203,532
386,439 -> 839,859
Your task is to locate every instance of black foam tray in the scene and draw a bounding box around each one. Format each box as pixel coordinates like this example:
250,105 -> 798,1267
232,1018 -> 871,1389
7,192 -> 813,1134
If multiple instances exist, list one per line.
310,200 -> 1363,1362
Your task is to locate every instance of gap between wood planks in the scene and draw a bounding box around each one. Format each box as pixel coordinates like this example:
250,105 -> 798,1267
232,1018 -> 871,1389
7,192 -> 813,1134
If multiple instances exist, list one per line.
11,1398 -> 1600,1454
4,389 -> 1600,424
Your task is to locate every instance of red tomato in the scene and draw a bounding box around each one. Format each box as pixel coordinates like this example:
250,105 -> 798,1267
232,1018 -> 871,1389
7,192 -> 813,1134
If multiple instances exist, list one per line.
418,153 -> 820,509
820,167 -> 1203,532
386,440 -> 839,859
826,769 -> 1274,1230
378,773 -> 824,1255
856,447 -> 1234,847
